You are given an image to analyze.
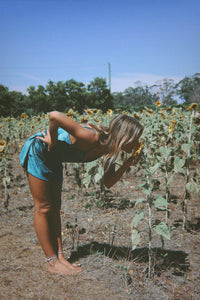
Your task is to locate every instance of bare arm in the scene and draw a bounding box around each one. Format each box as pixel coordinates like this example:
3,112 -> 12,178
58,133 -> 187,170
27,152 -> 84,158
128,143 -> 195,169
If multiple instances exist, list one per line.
104,154 -> 142,189
37,111 -> 98,150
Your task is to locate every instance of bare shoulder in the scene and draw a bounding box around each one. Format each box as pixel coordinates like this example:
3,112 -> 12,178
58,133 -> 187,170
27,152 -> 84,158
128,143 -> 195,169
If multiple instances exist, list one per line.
49,111 -> 98,146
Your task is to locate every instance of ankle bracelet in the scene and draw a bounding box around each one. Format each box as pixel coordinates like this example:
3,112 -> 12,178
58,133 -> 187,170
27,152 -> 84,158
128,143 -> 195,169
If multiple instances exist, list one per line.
58,251 -> 64,255
46,255 -> 57,262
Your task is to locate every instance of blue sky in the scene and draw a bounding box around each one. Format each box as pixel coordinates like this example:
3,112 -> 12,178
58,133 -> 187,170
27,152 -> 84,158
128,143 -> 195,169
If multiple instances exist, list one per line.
1,0 -> 200,93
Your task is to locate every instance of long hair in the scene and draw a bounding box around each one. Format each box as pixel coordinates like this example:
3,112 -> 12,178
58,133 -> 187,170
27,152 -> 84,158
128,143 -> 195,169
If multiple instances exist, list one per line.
89,114 -> 143,171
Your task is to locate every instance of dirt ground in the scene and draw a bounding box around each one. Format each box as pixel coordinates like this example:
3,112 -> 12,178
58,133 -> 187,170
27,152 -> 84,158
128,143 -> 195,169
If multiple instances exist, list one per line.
0,152 -> 200,300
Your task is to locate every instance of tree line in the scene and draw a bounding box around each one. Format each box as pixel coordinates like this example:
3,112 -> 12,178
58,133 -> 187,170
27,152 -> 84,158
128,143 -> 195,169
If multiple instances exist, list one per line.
0,74 -> 199,117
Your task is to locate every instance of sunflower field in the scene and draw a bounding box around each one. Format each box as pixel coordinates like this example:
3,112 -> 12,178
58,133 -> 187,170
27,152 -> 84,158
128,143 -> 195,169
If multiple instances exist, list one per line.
0,103 -> 200,280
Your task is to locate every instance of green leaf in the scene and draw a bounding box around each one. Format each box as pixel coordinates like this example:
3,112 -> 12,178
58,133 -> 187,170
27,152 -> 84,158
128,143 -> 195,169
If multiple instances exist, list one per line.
159,146 -> 171,159
94,172 -> 102,183
153,222 -> 170,240
154,195 -> 168,210
182,142 -> 193,154
132,229 -> 140,250
174,157 -> 185,173
86,161 -> 97,172
149,163 -> 161,175
135,197 -> 145,206
167,173 -> 175,187
186,182 -> 200,194
132,211 -> 144,228
83,173 -> 91,188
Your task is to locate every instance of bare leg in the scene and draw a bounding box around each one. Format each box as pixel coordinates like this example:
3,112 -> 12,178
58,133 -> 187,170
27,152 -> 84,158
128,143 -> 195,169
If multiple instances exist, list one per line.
48,180 -> 82,269
28,173 -> 81,275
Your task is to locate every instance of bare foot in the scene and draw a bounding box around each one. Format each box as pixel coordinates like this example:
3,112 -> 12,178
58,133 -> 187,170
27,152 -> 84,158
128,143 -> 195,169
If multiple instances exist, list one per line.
47,258 -> 82,275
58,255 -> 82,271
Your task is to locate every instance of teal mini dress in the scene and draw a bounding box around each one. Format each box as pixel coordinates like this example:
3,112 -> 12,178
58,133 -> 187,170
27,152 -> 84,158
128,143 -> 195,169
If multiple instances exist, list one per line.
19,128 -> 86,182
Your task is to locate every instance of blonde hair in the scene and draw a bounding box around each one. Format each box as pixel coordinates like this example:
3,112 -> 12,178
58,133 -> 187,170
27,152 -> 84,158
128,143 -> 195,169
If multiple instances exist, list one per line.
89,114 -> 143,171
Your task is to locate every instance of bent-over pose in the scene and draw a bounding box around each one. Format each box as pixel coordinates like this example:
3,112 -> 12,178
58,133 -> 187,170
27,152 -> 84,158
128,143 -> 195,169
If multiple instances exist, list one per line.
19,111 -> 143,275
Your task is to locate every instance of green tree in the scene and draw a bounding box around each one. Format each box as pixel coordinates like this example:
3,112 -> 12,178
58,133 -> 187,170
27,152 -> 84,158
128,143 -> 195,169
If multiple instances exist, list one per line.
123,85 -> 157,107
87,77 -> 113,111
176,74 -> 200,103
46,81 -> 68,112
65,79 -> 87,112
150,78 -> 177,105
0,85 -> 11,116
27,85 -> 48,114
9,91 -> 27,116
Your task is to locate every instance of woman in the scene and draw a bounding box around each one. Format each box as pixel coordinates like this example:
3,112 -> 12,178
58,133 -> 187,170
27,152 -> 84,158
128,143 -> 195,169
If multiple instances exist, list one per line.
19,111 -> 143,275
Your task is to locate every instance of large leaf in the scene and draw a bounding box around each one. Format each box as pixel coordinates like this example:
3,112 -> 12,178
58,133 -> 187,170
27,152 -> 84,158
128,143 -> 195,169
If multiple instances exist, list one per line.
186,181 -> 200,194
132,229 -> 140,250
83,173 -> 91,188
182,142 -> 193,155
159,146 -> 171,159
174,157 -> 185,174
153,222 -> 170,240
167,173 -> 175,187
131,211 -> 144,229
154,195 -> 168,210
135,197 -> 146,206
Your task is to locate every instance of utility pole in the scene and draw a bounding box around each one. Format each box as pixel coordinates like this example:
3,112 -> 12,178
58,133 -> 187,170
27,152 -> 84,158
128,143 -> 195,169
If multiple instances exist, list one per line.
108,62 -> 111,91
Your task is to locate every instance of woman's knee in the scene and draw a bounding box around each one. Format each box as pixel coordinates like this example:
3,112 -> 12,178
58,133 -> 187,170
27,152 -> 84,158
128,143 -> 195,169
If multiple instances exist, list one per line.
34,200 -> 51,216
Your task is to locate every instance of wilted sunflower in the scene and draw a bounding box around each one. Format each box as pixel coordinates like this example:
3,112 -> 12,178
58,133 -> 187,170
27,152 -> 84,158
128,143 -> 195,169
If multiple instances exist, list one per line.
18,122 -> 23,127
0,140 -> 6,153
155,101 -> 162,107
31,125 -> 35,129
179,115 -> 184,119
169,125 -> 174,133
187,103 -> 198,110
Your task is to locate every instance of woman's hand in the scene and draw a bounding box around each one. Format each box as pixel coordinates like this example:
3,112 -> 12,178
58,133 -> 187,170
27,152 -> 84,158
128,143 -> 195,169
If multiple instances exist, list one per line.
37,130 -> 55,151
124,151 -> 142,167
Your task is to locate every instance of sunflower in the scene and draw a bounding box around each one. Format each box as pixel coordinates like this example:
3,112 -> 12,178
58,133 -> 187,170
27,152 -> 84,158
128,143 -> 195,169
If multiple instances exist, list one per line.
187,103 -> 198,110
107,109 -> 113,116
66,110 -> 74,117
132,142 -> 144,157
179,115 -> 184,119
169,125 -> 174,133
85,109 -> 93,115
170,120 -> 176,126
36,116 -> 41,122
80,117 -> 89,123
161,113 -> 166,120
0,140 -> 6,153
146,108 -> 153,115
194,117 -> 200,125
18,122 -> 23,127
20,113 -> 26,119
155,101 -> 162,107
132,113 -> 139,120
31,125 -> 35,129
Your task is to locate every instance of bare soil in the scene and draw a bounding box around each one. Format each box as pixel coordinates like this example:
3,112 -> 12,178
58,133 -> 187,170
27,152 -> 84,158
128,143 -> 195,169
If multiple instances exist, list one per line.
0,153 -> 200,300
